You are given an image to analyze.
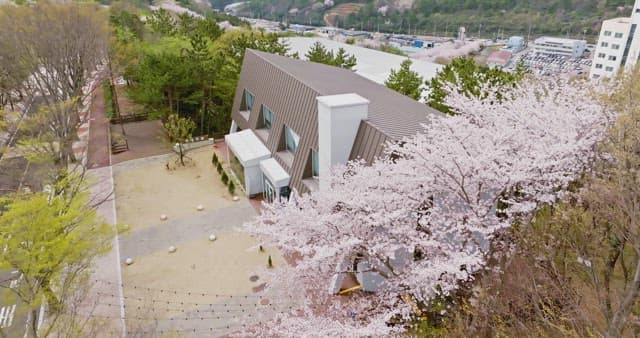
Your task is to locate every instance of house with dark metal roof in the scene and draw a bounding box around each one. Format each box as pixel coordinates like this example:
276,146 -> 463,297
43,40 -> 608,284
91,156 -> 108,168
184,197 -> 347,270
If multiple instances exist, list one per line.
225,49 -> 441,202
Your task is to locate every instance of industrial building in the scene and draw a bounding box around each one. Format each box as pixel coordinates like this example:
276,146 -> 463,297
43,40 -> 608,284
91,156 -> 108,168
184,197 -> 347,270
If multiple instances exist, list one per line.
532,36 -> 587,58
282,37 -> 443,85
503,36 -> 526,53
590,0 -> 640,79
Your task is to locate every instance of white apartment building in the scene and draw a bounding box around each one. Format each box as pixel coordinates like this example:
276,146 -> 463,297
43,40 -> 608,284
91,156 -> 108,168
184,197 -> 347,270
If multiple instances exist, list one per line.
590,0 -> 640,79
532,36 -> 587,58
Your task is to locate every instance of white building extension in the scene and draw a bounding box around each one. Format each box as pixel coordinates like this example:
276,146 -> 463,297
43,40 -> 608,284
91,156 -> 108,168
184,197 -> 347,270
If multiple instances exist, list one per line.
590,0 -> 640,79
532,36 -> 587,58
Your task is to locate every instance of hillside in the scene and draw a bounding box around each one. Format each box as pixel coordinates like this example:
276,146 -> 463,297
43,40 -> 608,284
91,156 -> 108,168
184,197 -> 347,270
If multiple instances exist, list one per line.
212,0 -> 635,41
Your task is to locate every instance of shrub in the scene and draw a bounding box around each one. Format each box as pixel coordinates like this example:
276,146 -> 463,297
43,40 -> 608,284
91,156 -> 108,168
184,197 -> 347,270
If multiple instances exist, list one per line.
216,162 -> 223,174
228,180 -> 235,195
267,255 -> 273,268
103,80 -> 114,119
212,152 -> 218,165
221,172 -> 229,184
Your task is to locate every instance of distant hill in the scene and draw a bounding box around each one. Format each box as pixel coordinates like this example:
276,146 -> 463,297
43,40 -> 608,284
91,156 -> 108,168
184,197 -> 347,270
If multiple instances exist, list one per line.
212,0 -> 636,41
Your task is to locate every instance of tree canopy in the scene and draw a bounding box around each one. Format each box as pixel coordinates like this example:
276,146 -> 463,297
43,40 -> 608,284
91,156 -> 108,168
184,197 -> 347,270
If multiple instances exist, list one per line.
241,76 -> 615,336
305,42 -> 357,70
0,173 -> 113,337
425,57 -> 525,114
116,8 -> 289,135
384,59 -> 424,101
163,113 -> 196,165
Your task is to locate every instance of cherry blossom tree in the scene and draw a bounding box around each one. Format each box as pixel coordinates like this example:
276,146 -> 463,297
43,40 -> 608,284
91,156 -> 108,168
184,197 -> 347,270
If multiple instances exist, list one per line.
241,78 -> 616,336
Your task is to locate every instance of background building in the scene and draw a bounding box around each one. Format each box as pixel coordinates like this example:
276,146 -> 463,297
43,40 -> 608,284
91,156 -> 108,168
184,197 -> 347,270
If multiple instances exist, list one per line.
590,0 -> 640,79
532,36 -> 587,58
283,37 -> 443,86
486,50 -> 512,68
504,36 -> 526,53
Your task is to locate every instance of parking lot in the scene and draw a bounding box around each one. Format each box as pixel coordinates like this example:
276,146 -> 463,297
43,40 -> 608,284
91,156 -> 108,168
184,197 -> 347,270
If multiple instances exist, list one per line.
507,48 -> 593,77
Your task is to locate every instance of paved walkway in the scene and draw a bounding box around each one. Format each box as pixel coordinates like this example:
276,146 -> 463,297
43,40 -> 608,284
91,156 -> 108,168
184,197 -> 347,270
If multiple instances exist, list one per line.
83,79 -> 126,337
119,199 -> 256,259
87,85 -> 110,169
85,166 -> 125,337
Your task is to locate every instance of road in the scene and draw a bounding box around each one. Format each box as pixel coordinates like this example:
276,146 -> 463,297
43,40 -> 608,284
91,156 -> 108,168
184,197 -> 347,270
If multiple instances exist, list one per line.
0,270 -> 32,337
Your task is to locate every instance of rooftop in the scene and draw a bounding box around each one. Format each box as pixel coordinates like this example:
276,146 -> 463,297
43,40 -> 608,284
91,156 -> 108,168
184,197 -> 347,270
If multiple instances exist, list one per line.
534,36 -> 586,44
248,49 -> 442,140
224,129 -> 270,166
282,37 -> 443,85
487,50 -> 512,65
603,17 -> 632,24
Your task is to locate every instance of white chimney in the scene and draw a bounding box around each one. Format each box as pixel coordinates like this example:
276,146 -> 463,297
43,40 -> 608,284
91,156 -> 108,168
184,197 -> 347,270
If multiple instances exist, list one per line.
317,93 -> 369,191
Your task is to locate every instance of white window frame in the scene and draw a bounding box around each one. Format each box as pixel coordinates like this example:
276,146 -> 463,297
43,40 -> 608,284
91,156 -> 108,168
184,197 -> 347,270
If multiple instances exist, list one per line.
284,126 -> 300,154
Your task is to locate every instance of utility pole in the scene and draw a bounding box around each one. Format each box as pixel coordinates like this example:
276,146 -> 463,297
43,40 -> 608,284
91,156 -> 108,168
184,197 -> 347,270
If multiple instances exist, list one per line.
445,22 -> 448,38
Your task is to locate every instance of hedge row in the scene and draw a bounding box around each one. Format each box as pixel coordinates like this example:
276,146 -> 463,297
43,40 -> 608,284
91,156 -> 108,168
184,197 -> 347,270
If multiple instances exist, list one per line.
212,152 -> 235,195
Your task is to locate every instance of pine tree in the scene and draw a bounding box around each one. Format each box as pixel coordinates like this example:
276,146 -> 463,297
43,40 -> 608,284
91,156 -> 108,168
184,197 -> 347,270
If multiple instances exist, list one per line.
333,48 -> 357,70
384,59 -> 424,101
305,41 -> 333,65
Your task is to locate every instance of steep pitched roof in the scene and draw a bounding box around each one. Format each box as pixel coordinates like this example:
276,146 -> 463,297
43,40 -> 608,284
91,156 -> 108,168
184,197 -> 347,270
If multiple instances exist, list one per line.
247,49 -> 442,140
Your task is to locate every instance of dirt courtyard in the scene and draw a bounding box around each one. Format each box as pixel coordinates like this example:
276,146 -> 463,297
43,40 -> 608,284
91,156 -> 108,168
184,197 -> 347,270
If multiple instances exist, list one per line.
110,120 -> 169,165
114,147 -> 236,229
112,147 -> 290,335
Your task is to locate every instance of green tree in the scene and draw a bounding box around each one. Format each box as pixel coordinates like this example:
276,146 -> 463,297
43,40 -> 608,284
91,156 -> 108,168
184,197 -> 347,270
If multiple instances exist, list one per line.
183,33 -> 221,135
163,113 -> 196,166
0,173 -> 113,337
147,9 -> 177,36
305,41 -> 333,65
425,57 -> 525,115
333,48 -> 357,69
305,42 -> 357,69
385,59 -> 424,101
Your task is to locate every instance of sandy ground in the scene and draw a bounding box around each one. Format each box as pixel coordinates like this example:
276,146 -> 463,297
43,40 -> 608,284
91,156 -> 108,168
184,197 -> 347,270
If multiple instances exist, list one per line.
112,146 -> 293,336
114,147 -> 235,230
122,234 -> 285,306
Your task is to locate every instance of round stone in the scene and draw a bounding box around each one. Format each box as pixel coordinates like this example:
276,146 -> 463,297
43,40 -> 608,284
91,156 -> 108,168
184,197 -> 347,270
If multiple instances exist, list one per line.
197,205 -> 204,211
168,246 -> 177,253
160,214 -> 168,221
249,275 -> 259,282
232,196 -> 239,201
209,234 -> 217,241
125,258 -> 134,265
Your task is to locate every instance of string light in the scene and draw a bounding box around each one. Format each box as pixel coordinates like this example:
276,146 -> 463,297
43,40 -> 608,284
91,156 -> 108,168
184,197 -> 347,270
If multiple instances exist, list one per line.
92,279 -> 298,299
